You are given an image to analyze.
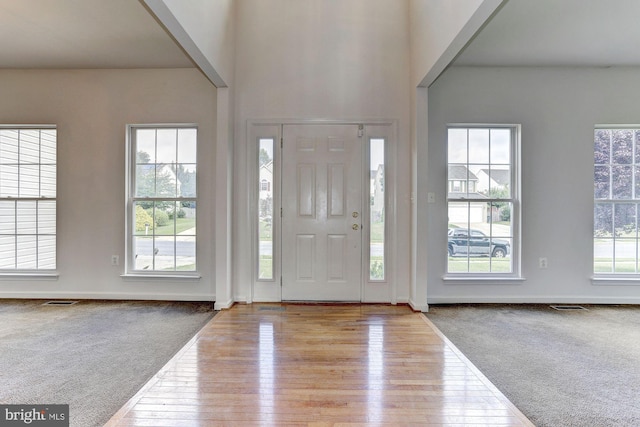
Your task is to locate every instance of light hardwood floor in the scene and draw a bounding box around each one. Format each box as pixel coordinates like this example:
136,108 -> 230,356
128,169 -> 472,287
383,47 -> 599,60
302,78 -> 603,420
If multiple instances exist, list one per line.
106,304 -> 533,426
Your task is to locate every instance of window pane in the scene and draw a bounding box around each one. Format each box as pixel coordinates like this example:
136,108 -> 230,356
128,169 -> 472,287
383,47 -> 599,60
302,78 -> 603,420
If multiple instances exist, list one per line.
595,129 -> 611,164
468,129 -> 489,164
490,129 -> 511,164
448,129 -> 467,163
19,130 -> 40,164
487,167 -> 511,198
370,138 -> 385,280
41,164 -> 56,197
614,239 -> 636,272
258,138 -> 274,280
178,236 -> 196,271
19,164 -> 40,197
0,129 -> 19,164
0,164 -> 18,197
594,165 -> 610,199
40,130 -> 57,164
612,165 -> 633,199
38,201 -> 56,235
155,235 -> 176,271
156,128 -> 177,163
594,203 -> 613,237
0,201 -> 15,234
178,128 -> 197,164
0,236 -> 16,269
156,164 -> 178,197
177,164 -> 196,197
16,201 -> 36,234
133,236 -> 153,270
135,164 -> 156,197
136,129 -> 156,164
38,235 -> 56,269
594,238 -> 613,272
16,235 -> 37,269
612,130 -> 633,164
613,203 -> 636,236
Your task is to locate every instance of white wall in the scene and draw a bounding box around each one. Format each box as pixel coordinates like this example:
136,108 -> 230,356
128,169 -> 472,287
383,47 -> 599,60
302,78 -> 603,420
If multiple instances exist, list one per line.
427,65 -> 640,304
233,0 -> 412,303
409,0 -> 503,87
0,69 -> 217,301
143,0 -> 236,87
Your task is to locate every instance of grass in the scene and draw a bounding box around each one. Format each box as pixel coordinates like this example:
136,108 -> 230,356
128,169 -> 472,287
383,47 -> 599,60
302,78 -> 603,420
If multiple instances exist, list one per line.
259,256 -> 273,279
370,221 -> 384,243
447,256 -> 512,273
594,257 -> 637,273
136,218 -> 195,236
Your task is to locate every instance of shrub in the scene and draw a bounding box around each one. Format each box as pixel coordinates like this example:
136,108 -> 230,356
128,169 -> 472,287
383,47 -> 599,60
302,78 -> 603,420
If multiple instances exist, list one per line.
177,209 -> 186,218
135,206 -> 154,232
154,209 -> 170,227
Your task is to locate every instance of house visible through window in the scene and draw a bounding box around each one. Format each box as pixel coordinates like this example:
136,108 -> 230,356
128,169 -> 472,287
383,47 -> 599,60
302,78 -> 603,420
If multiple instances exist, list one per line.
594,127 -> 640,274
0,127 -> 56,270
447,126 -> 518,274
128,126 -> 197,273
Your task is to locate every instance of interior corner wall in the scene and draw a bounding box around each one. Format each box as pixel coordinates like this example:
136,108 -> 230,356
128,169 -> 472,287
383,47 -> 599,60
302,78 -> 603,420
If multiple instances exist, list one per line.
0,68 -> 217,301
232,0 -> 412,303
427,65 -> 640,304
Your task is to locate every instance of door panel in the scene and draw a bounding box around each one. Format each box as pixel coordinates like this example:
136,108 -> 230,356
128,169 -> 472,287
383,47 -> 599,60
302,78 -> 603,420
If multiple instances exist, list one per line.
282,124 -> 362,301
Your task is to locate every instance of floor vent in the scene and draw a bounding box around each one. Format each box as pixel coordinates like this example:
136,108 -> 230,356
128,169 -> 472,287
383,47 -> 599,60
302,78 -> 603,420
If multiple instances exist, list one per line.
258,306 -> 286,311
550,305 -> 588,311
42,301 -> 78,306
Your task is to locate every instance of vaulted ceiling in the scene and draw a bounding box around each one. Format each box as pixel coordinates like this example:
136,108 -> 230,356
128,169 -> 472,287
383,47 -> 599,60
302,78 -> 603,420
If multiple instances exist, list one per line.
0,0 -> 192,68
1,0 -> 639,70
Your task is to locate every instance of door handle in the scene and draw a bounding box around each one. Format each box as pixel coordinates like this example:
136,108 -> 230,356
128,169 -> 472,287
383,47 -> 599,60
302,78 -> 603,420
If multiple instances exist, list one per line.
352,224 -> 359,231
352,212 -> 359,218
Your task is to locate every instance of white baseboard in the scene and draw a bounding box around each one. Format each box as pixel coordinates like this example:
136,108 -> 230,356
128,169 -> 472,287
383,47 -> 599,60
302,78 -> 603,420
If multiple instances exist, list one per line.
214,298 -> 235,310
0,291 -> 215,302
427,296 -> 640,305
409,298 -> 429,312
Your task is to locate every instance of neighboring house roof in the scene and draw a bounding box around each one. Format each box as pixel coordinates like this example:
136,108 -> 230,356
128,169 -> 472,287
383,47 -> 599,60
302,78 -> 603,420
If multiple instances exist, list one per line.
448,165 -> 478,181
479,169 -> 510,186
260,160 -> 273,174
448,191 -> 488,199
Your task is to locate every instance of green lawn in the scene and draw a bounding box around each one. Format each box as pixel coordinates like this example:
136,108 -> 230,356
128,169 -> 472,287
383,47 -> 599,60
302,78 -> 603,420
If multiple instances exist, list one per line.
594,257 -> 637,273
370,221 -> 384,243
448,256 -> 511,273
259,256 -> 273,279
147,218 -> 195,236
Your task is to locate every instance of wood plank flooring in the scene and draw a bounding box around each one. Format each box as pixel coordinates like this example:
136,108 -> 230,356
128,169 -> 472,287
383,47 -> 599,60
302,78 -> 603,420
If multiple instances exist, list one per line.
105,304 -> 533,426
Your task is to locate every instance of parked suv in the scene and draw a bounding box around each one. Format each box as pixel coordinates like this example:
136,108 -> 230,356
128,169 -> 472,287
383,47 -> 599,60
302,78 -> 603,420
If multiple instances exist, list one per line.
448,228 -> 510,257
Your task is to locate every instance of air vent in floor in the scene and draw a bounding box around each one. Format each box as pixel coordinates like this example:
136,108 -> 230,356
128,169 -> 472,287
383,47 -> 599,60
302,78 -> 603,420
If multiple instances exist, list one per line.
550,305 -> 587,311
42,301 -> 78,306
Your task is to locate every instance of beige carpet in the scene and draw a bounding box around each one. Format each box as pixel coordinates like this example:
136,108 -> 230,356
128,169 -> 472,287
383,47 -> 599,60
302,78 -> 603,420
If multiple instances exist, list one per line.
0,299 -> 215,427
427,304 -> 640,427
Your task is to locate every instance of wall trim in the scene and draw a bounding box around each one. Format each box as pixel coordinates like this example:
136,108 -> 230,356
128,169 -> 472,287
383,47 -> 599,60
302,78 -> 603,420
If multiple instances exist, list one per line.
0,292 -> 215,301
409,298 -> 429,312
214,298 -> 235,310
427,296 -> 640,305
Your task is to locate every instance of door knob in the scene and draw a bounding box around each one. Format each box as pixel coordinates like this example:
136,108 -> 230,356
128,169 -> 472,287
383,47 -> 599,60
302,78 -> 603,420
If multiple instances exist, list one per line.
352,212 -> 359,218
352,224 -> 359,230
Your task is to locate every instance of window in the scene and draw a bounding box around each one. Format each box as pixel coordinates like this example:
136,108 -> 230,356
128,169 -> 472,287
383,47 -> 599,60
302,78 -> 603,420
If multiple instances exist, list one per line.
594,127 -> 640,274
370,138 -> 385,280
0,127 -> 56,270
127,126 -> 197,273
258,138 -> 274,280
447,126 -> 518,274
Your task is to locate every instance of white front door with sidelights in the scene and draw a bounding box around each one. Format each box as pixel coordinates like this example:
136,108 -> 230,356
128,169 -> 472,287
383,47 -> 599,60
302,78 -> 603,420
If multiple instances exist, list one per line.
281,124 -> 363,301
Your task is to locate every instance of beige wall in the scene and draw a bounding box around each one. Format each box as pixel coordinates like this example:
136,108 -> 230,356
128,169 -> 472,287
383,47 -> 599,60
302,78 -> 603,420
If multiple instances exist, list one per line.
0,68 -> 217,300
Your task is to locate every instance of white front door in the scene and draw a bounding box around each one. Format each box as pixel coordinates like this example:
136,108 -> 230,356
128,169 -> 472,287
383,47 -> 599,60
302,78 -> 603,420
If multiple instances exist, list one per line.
281,124 -> 363,301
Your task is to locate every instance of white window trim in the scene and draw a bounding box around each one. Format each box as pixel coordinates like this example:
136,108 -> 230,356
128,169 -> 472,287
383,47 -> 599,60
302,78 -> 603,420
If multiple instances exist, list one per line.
444,124 -> 522,281
124,124 -> 199,277
0,125 -> 58,273
593,125 -> 640,281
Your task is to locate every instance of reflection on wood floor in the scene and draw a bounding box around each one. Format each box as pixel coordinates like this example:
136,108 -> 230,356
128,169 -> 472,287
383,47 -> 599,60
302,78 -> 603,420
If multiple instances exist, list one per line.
106,303 -> 533,426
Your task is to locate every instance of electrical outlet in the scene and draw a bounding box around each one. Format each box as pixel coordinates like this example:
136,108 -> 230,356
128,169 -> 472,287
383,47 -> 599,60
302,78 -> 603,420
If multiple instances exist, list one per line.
539,257 -> 548,269
111,255 -> 119,266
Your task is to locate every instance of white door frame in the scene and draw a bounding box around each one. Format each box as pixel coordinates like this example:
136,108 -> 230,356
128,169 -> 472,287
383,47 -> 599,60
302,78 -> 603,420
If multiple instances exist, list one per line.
248,119 -> 398,304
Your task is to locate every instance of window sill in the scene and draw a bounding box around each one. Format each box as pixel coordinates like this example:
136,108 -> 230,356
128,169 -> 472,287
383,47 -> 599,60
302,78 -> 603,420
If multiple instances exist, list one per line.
591,276 -> 640,286
0,272 -> 59,280
121,273 -> 201,281
443,275 -> 525,284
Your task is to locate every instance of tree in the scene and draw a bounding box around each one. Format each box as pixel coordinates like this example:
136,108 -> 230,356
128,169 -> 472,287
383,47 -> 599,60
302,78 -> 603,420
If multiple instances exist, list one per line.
259,148 -> 271,166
